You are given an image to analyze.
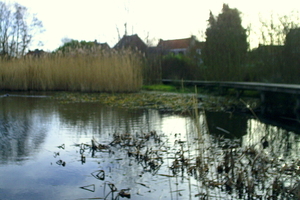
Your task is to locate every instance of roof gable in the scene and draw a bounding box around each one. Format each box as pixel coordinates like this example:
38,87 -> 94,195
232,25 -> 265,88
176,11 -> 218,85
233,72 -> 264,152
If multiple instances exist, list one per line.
114,34 -> 147,52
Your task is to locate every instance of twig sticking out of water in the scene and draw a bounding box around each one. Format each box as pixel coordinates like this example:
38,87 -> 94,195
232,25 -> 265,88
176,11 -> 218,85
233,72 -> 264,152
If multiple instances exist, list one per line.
240,98 -> 259,121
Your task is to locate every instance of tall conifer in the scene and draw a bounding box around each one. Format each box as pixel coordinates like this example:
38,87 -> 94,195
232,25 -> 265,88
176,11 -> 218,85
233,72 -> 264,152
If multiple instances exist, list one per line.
202,4 -> 248,80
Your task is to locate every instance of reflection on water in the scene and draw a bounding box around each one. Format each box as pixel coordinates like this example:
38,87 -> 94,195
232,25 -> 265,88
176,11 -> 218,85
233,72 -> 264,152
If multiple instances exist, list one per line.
0,93 -> 300,199
244,119 -> 300,161
205,111 -> 248,138
0,96 -> 52,164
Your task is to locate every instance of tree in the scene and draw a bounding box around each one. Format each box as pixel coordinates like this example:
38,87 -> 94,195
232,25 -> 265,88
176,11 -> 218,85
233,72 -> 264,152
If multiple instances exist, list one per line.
54,39 -> 111,56
259,11 -> 300,46
0,1 -> 43,58
202,4 -> 248,80
55,39 -> 98,54
161,54 -> 198,80
283,28 -> 300,82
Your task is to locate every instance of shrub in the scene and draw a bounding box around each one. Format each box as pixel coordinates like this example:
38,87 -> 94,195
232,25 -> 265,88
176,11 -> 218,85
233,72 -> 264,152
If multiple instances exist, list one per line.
161,54 -> 199,80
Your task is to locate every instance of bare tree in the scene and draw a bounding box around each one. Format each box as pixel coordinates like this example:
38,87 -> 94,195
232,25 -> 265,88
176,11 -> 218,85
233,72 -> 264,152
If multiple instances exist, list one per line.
0,2 -> 11,57
0,1 -> 43,58
259,11 -> 300,45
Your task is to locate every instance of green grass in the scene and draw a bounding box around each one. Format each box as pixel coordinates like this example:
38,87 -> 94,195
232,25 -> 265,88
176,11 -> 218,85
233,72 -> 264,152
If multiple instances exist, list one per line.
142,84 -> 177,92
143,83 -> 261,98
142,84 -> 218,95
142,84 -> 201,94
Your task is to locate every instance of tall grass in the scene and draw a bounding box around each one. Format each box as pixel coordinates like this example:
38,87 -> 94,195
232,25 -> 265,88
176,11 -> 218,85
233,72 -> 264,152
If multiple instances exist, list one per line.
0,48 -> 143,92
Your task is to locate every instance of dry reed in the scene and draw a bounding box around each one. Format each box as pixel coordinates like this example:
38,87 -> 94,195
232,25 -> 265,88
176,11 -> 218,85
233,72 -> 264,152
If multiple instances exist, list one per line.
0,48 -> 143,92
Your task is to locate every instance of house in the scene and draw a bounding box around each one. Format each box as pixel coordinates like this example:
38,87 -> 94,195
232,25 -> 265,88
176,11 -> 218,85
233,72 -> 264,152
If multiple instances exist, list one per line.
114,34 -> 147,52
26,49 -> 49,57
157,35 -> 204,56
93,40 -> 110,50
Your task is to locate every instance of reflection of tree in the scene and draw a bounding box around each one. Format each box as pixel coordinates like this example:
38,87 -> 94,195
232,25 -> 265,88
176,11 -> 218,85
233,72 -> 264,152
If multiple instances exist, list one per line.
0,96 -> 53,163
243,119 -> 300,159
57,103 -> 163,138
205,111 -> 248,138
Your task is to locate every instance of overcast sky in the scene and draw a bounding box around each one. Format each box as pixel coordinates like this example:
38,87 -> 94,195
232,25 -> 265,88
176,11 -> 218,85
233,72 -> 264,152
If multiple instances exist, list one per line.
11,0 -> 300,51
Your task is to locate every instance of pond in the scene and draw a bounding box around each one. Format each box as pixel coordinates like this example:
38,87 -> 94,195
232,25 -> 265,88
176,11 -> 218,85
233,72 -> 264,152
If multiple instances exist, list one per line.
0,92 -> 300,200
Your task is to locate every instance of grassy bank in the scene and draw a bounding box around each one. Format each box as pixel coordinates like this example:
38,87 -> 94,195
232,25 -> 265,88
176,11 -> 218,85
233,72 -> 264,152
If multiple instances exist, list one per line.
0,49 -> 143,92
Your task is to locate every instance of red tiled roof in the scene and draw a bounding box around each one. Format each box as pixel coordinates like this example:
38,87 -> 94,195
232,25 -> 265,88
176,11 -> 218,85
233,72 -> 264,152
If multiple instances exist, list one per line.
157,38 -> 191,49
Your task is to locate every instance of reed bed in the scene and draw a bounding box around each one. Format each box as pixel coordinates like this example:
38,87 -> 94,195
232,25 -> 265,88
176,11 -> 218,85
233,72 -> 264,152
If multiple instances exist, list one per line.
0,48 -> 143,92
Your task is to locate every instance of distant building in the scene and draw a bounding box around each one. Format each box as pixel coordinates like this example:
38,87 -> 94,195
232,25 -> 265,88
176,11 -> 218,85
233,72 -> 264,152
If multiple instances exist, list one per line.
114,34 -> 147,52
93,40 -> 110,50
26,49 -> 49,57
157,35 -> 204,55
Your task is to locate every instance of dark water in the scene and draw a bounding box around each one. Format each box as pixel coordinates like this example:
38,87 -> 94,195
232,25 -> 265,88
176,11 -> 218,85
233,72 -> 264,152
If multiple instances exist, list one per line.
0,93 -> 299,200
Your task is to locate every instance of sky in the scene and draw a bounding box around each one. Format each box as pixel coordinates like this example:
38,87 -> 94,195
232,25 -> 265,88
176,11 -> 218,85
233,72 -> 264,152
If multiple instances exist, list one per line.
10,0 -> 300,51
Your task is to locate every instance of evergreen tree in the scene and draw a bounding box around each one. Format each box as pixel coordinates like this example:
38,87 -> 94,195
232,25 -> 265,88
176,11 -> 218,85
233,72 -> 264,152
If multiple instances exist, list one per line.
284,28 -> 300,64
202,4 -> 248,80
283,28 -> 300,82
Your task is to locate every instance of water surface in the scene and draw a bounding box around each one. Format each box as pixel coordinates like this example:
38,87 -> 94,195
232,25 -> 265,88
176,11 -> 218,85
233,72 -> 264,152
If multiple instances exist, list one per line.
0,93 -> 299,199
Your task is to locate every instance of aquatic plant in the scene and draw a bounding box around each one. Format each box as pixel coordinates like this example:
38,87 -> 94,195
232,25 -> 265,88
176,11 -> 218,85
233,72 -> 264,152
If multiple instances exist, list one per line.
53,92 -> 297,199
72,126 -> 300,199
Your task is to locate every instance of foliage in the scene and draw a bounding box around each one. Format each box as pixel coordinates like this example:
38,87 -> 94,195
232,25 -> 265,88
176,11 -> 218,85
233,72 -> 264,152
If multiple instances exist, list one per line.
283,28 -> 300,64
243,12 -> 300,83
282,28 -> 300,82
0,1 -> 43,57
246,45 -> 284,82
55,40 -> 98,54
161,53 -> 199,80
142,84 -> 177,92
143,51 -> 162,85
259,11 -> 300,45
243,27 -> 300,84
202,4 -> 248,80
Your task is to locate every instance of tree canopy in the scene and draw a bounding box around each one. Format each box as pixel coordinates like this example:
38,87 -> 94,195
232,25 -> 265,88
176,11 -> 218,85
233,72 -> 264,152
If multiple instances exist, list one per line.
202,4 -> 248,80
55,39 -> 105,55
